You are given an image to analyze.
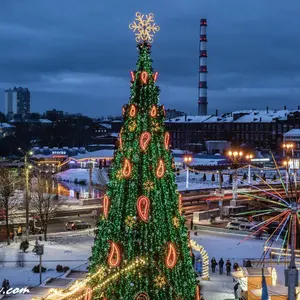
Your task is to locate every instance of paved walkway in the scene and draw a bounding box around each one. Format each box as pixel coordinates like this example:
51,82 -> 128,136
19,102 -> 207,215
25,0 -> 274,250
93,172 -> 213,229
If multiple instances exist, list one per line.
201,272 -> 236,300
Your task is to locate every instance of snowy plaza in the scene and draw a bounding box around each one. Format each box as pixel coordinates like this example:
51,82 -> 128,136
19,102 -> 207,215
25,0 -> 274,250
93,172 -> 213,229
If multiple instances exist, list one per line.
0,230 -> 286,299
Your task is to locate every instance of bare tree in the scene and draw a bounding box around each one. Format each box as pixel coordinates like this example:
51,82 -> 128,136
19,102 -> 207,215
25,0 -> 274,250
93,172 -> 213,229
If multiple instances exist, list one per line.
30,174 -> 65,241
95,168 -> 108,192
0,168 -> 19,245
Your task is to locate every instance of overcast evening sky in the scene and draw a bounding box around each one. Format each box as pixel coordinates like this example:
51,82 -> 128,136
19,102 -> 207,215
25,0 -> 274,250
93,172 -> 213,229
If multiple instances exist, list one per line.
1,1 -> 300,117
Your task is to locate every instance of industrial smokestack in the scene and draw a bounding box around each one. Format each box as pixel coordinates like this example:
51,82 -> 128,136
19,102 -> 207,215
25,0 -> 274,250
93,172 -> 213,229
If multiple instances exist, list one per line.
298,105 -> 300,110
284,105 -> 286,110
198,18 -> 208,116
215,109 -> 218,116
266,106 -> 269,113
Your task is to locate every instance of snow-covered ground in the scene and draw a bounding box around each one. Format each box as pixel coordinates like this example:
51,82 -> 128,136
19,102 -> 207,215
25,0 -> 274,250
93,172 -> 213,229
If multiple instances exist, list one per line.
55,169 -> 103,183
0,234 -> 93,289
191,232 -> 286,300
54,167 -> 289,195
0,230 -> 288,299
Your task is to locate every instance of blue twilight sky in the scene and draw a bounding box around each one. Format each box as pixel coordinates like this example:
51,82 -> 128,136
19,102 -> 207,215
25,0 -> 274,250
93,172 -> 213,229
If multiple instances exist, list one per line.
1,0 -> 300,117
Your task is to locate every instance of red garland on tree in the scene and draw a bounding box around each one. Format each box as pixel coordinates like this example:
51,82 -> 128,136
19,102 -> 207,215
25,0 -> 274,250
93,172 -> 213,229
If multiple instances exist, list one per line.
140,132 -> 151,151
135,292 -> 150,300
164,132 -> 170,150
137,196 -> 150,222
156,159 -> 165,178
107,242 -> 122,267
84,288 -> 92,300
162,105 -> 166,117
140,71 -> 148,84
165,242 -> 178,269
150,105 -> 157,117
103,195 -> 110,219
178,193 -> 183,215
195,286 -> 200,300
130,71 -> 135,82
122,158 -> 132,178
129,104 -> 137,117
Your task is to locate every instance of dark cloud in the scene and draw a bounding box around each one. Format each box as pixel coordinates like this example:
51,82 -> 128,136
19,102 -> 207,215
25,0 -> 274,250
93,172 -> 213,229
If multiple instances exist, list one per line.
0,0 -> 300,116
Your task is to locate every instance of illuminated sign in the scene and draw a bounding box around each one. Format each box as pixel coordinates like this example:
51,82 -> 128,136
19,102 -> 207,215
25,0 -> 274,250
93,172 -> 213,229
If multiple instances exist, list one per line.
52,151 -> 67,155
251,158 -> 270,162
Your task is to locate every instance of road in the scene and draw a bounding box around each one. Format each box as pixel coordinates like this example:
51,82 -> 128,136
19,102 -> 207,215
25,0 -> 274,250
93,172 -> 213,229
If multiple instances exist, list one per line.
29,186 -> 288,234
46,215 -> 97,233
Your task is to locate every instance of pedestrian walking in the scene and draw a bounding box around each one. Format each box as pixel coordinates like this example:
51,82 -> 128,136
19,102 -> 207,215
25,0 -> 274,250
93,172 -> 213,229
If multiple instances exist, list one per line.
1,279 -> 7,294
233,282 -> 239,299
190,219 -> 194,230
211,257 -> 217,273
218,258 -> 224,275
196,259 -> 202,275
226,259 -> 232,276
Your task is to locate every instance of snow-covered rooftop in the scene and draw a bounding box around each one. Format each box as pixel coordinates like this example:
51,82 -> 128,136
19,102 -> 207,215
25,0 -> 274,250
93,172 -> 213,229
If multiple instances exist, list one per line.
39,119 -> 52,123
234,110 -> 289,123
99,123 -> 112,129
166,115 -> 212,123
171,149 -> 193,155
71,149 -> 115,159
284,128 -> 300,137
166,109 -> 294,124
0,123 -> 15,128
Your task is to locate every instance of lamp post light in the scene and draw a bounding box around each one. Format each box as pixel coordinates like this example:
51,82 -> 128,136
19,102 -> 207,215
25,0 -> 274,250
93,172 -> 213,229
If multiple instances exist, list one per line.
283,160 -> 289,192
18,148 -> 33,241
245,154 -> 253,185
183,155 -> 193,190
282,143 -> 299,299
227,150 -> 244,206
283,143 -> 296,192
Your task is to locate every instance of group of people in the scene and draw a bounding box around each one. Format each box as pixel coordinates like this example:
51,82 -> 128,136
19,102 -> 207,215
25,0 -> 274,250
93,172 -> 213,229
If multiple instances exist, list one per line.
211,258 -> 240,276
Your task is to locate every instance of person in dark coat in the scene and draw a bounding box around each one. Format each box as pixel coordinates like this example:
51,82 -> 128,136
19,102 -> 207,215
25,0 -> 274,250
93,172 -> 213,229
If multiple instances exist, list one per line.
1,279 -> 7,294
226,259 -> 232,276
218,258 -> 224,274
233,262 -> 239,271
211,257 -> 217,273
245,260 -> 252,267
196,259 -> 202,275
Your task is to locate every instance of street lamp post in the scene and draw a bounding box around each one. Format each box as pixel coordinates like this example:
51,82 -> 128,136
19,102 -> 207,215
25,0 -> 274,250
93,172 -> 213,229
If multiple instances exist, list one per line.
245,154 -> 253,185
183,155 -> 192,190
283,143 -> 297,193
19,148 -> 33,241
282,143 -> 299,298
227,151 -> 243,206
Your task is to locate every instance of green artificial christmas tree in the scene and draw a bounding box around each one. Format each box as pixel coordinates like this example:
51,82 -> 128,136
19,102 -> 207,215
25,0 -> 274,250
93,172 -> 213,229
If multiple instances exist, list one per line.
86,12 -> 197,300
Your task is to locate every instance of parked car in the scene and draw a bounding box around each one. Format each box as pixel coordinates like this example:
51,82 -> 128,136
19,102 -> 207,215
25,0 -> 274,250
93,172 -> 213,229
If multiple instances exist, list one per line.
239,223 -> 255,231
226,221 -> 240,230
232,217 -> 251,224
65,220 -> 92,230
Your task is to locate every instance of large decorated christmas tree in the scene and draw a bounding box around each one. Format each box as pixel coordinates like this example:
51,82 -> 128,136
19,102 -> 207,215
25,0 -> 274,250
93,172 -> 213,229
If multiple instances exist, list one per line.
87,12 -> 198,300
